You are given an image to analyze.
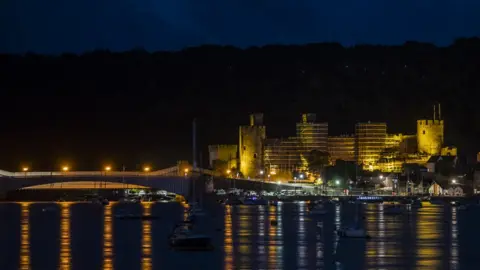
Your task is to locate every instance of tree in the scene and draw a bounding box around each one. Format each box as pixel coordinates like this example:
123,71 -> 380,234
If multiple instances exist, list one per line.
307,150 -> 330,173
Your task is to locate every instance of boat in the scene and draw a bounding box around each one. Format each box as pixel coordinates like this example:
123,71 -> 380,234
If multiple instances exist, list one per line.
384,206 -> 404,215
337,202 -> 369,238
457,205 -> 468,210
188,204 -> 207,216
240,195 -> 268,205
337,226 -> 369,238
169,223 -> 213,251
410,200 -> 422,208
310,204 -> 328,215
42,206 -> 57,212
224,198 -> 242,205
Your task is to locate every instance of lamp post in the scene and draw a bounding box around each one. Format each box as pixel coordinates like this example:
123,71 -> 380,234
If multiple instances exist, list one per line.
144,166 -> 150,184
104,166 -> 111,189
62,166 -> 69,189
23,167 -> 28,180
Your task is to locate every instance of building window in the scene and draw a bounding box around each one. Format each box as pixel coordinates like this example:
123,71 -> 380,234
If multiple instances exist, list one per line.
243,146 -> 246,150
253,153 -> 257,159
423,130 -> 425,135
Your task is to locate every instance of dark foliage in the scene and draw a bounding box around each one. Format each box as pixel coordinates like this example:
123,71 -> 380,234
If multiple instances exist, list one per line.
0,39 -> 479,170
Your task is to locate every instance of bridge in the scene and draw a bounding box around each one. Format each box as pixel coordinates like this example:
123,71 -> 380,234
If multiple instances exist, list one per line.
0,165 -> 308,197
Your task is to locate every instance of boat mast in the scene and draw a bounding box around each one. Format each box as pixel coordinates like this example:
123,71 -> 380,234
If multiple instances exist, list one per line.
192,118 -> 197,203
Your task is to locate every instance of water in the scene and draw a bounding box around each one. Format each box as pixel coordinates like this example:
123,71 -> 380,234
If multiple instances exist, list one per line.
1,201 -> 479,270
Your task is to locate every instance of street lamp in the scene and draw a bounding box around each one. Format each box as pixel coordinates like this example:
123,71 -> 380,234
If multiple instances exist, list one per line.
452,179 -> 457,184
62,166 -> 69,172
144,167 -> 151,172
260,170 -> 264,175
23,167 -> 29,172
226,169 -> 231,174
105,166 -> 111,172
335,180 -> 340,186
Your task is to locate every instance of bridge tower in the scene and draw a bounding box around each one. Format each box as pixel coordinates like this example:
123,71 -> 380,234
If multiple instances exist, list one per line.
239,113 -> 266,178
417,103 -> 444,156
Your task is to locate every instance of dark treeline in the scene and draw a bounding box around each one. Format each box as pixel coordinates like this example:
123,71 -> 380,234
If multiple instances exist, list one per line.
0,38 -> 479,170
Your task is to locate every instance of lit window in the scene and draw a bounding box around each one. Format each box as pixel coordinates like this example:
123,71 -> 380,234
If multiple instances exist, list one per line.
423,130 -> 425,135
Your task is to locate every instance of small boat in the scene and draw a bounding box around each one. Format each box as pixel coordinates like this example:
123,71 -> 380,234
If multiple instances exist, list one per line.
42,206 -> 57,212
457,205 -> 467,210
224,198 -> 242,205
337,227 -> 370,238
409,200 -> 422,208
169,223 -> 213,251
384,206 -> 404,215
241,196 -> 268,205
310,204 -> 328,215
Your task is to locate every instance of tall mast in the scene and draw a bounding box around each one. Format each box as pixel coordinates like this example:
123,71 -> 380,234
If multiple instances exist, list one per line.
438,103 -> 441,120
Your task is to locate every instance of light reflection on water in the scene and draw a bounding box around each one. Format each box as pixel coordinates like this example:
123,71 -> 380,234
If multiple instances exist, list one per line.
103,203 -> 113,270
416,203 -> 443,269
19,203 -> 30,270
8,200 -> 476,270
142,203 -> 152,270
59,203 -> 71,270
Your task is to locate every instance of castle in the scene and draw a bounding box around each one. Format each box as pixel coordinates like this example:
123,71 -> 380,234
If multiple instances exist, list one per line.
209,104 -> 456,179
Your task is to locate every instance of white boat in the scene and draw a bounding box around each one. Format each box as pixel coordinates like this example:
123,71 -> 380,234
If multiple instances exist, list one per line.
240,196 -> 268,205
337,227 -> 369,238
384,206 -> 404,215
42,206 -> 57,212
310,204 -> 328,215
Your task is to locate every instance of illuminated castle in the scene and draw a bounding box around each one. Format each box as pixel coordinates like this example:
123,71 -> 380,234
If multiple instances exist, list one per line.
417,104 -> 444,155
239,113 -> 266,178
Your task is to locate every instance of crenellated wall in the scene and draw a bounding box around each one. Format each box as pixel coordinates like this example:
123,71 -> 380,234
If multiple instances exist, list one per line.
417,120 -> 444,155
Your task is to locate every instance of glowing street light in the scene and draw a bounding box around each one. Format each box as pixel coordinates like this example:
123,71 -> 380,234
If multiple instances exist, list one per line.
452,179 -> 457,184
335,180 -> 340,185
104,166 -> 111,171
260,170 -> 264,175
184,168 -> 189,173
22,167 -> 29,172
144,167 -> 151,172
226,169 -> 231,174
379,175 -> 384,179
299,174 -> 304,179
62,166 -> 69,172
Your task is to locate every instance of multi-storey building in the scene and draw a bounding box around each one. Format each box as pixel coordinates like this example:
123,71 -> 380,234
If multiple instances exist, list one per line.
296,113 -> 328,153
263,113 -> 328,175
355,122 -> 387,169
327,135 -> 355,163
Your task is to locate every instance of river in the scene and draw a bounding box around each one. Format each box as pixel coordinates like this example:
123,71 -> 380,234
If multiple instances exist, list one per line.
0,201 -> 478,270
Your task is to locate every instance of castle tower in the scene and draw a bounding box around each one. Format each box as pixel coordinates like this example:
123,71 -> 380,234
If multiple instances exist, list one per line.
417,104 -> 444,155
239,113 -> 266,178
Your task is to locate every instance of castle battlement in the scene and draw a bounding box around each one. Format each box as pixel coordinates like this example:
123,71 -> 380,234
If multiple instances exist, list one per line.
417,119 -> 444,126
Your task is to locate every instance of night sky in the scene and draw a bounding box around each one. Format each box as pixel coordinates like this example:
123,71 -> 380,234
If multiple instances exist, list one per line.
2,0 -> 480,54
1,1 -> 479,171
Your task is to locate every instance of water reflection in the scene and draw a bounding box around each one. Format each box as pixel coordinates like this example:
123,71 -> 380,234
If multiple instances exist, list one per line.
238,206 -> 252,269
103,203 -> 114,270
59,203 -> 71,270
450,207 -> 458,269
416,203 -> 443,269
224,205 -> 234,270
19,203 -> 30,270
142,203 -> 152,270
268,203 -> 283,269
258,205 -> 267,267
297,203 -> 307,269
